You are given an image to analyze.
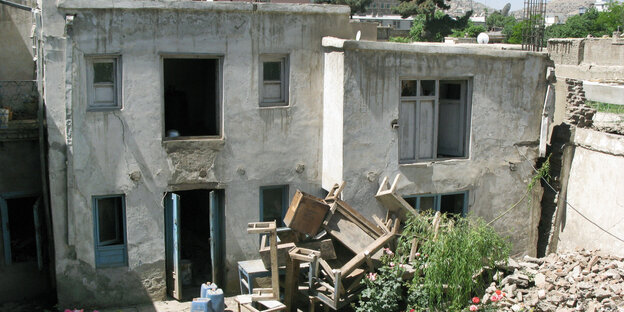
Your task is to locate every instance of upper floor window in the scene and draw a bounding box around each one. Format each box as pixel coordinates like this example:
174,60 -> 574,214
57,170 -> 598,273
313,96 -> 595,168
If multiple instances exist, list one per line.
164,57 -> 221,139
87,56 -> 121,111
260,55 -> 289,107
399,79 -> 471,163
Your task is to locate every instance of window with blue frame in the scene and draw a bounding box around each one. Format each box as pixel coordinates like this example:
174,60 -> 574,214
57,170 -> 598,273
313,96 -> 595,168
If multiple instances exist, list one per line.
93,195 -> 127,268
260,185 -> 289,227
404,191 -> 468,216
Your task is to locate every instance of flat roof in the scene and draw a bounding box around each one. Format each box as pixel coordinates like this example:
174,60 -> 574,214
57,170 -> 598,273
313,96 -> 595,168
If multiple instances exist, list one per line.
322,37 -> 549,59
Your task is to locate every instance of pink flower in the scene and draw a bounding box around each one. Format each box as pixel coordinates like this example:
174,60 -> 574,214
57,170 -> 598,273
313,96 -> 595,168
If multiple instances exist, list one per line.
490,294 -> 501,302
367,272 -> 377,281
389,262 -> 395,267
472,296 -> 480,304
384,248 -> 394,256
469,305 -> 478,311
495,289 -> 502,296
65,310 -> 72,312
415,252 -> 421,257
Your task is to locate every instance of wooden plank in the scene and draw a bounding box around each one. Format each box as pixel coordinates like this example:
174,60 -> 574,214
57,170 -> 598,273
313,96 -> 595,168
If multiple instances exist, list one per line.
283,191 -> 329,236
269,230 -> 279,300
296,239 -> 336,260
335,199 -> 382,237
284,254 -> 300,312
260,242 -> 296,268
372,215 -> 389,234
324,214 -> 375,255
318,258 -> 335,283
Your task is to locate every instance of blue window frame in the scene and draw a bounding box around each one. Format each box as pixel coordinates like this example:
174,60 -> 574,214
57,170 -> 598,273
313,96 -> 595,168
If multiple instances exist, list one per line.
403,191 -> 468,216
93,195 -> 127,268
259,185 -> 289,227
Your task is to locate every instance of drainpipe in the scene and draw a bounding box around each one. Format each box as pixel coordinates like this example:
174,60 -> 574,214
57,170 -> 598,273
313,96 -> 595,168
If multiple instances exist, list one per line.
64,14 -> 75,245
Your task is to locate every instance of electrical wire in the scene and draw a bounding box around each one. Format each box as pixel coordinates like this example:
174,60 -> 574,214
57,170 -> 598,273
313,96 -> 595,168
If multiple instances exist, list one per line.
516,147 -> 624,244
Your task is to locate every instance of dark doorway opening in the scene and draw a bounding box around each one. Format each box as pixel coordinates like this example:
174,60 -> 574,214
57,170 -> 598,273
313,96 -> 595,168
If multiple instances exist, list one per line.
6,197 -> 38,263
164,189 -> 224,301
164,58 -> 220,138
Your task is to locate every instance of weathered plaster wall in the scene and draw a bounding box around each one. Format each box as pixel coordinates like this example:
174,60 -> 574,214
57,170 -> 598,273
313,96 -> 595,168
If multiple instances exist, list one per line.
42,1 -> 354,307
323,39 -> 549,255
558,128 -> 624,257
0,0 -> 35,81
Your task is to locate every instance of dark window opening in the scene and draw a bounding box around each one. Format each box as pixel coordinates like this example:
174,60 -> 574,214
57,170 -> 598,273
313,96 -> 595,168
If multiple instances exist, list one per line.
440,193 -> 465,216
260,186 -> 288,227
404,192 -> 467,217
96,197 -> 124,246
164,58 -> 219,138
6,197 -> 37,263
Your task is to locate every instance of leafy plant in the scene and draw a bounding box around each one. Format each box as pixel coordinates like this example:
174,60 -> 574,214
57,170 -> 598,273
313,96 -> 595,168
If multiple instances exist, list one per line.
354,252 -> 407,312
413,215 -> 511,311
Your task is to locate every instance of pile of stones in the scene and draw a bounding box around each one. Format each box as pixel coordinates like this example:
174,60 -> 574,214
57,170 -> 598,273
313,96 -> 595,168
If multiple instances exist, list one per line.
483,250 -> 624,312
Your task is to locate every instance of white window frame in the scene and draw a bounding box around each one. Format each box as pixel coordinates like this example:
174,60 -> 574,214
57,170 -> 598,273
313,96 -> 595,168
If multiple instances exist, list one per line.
86,56 -> 122,111
259,55 -> 289,107
399,79 -> 471,163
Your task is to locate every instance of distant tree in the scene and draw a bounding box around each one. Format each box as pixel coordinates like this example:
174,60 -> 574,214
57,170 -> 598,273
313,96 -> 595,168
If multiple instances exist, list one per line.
316,0 -> 372,16
451,21 -> 486,38
393,0 -> 451,20
595,2 -> 624,34
501,3 -> 511,17
486,11 -> 517,30
409,10 -> 473,42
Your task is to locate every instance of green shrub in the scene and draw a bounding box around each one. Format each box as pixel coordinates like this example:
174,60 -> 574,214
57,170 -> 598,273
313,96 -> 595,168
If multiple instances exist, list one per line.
357,212 -> 511,312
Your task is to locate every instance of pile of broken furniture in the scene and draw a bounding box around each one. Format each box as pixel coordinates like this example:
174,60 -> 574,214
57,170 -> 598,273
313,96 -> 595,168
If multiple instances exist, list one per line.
236,176 -> 419,312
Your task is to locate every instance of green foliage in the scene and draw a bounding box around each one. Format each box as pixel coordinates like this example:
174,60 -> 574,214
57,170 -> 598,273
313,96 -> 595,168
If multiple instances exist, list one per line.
528,154 -> 551,192
385,212 -> 511,311
406,10 -> 473,42
486,11 -> 517,31
355,263 -> 407,312
389,36 -> 412,43
451,21 -> 486,38
545,4 -> 624,40
393,0 -> 450,19
586,100 -> 624,114
411,215 -> 511,310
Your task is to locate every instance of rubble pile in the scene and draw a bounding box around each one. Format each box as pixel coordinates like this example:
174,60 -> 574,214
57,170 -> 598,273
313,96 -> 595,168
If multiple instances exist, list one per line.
485,250 -> 624,312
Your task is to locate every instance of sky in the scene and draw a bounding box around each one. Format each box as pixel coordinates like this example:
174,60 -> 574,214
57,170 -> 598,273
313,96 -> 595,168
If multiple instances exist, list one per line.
475,0 -> 526,11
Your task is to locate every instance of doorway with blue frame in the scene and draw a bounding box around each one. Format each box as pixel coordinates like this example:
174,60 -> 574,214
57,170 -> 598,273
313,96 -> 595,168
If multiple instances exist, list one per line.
164,189 -> 224,301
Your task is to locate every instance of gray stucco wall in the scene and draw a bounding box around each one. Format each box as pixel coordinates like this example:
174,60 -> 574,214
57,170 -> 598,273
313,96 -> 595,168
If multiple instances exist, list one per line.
323,39 -> 549,256
0,0 -> 35,81
558,128 -> 624,257
41,1 -> 355,307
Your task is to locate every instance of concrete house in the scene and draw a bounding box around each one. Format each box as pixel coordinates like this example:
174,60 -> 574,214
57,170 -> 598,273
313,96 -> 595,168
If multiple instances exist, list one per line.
31,0 -> 549,307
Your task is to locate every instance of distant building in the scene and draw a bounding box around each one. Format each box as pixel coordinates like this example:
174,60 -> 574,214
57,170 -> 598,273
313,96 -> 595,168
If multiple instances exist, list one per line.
352,14 -> 413,30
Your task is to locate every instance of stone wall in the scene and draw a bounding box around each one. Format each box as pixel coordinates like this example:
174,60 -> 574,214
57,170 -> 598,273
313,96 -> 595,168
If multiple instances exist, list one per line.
564,79 -> 595,128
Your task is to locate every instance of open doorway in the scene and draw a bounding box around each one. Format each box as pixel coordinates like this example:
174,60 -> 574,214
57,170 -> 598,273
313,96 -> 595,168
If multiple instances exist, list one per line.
164,189 -> 224,301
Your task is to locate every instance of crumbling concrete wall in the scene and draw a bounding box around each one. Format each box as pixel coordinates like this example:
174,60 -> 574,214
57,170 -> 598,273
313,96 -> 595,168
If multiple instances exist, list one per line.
548,38 -> 624,126
564,79 -> 595,128
41,0 -> 355,307
556,128 -> 624,257
323,38 -> 549,256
